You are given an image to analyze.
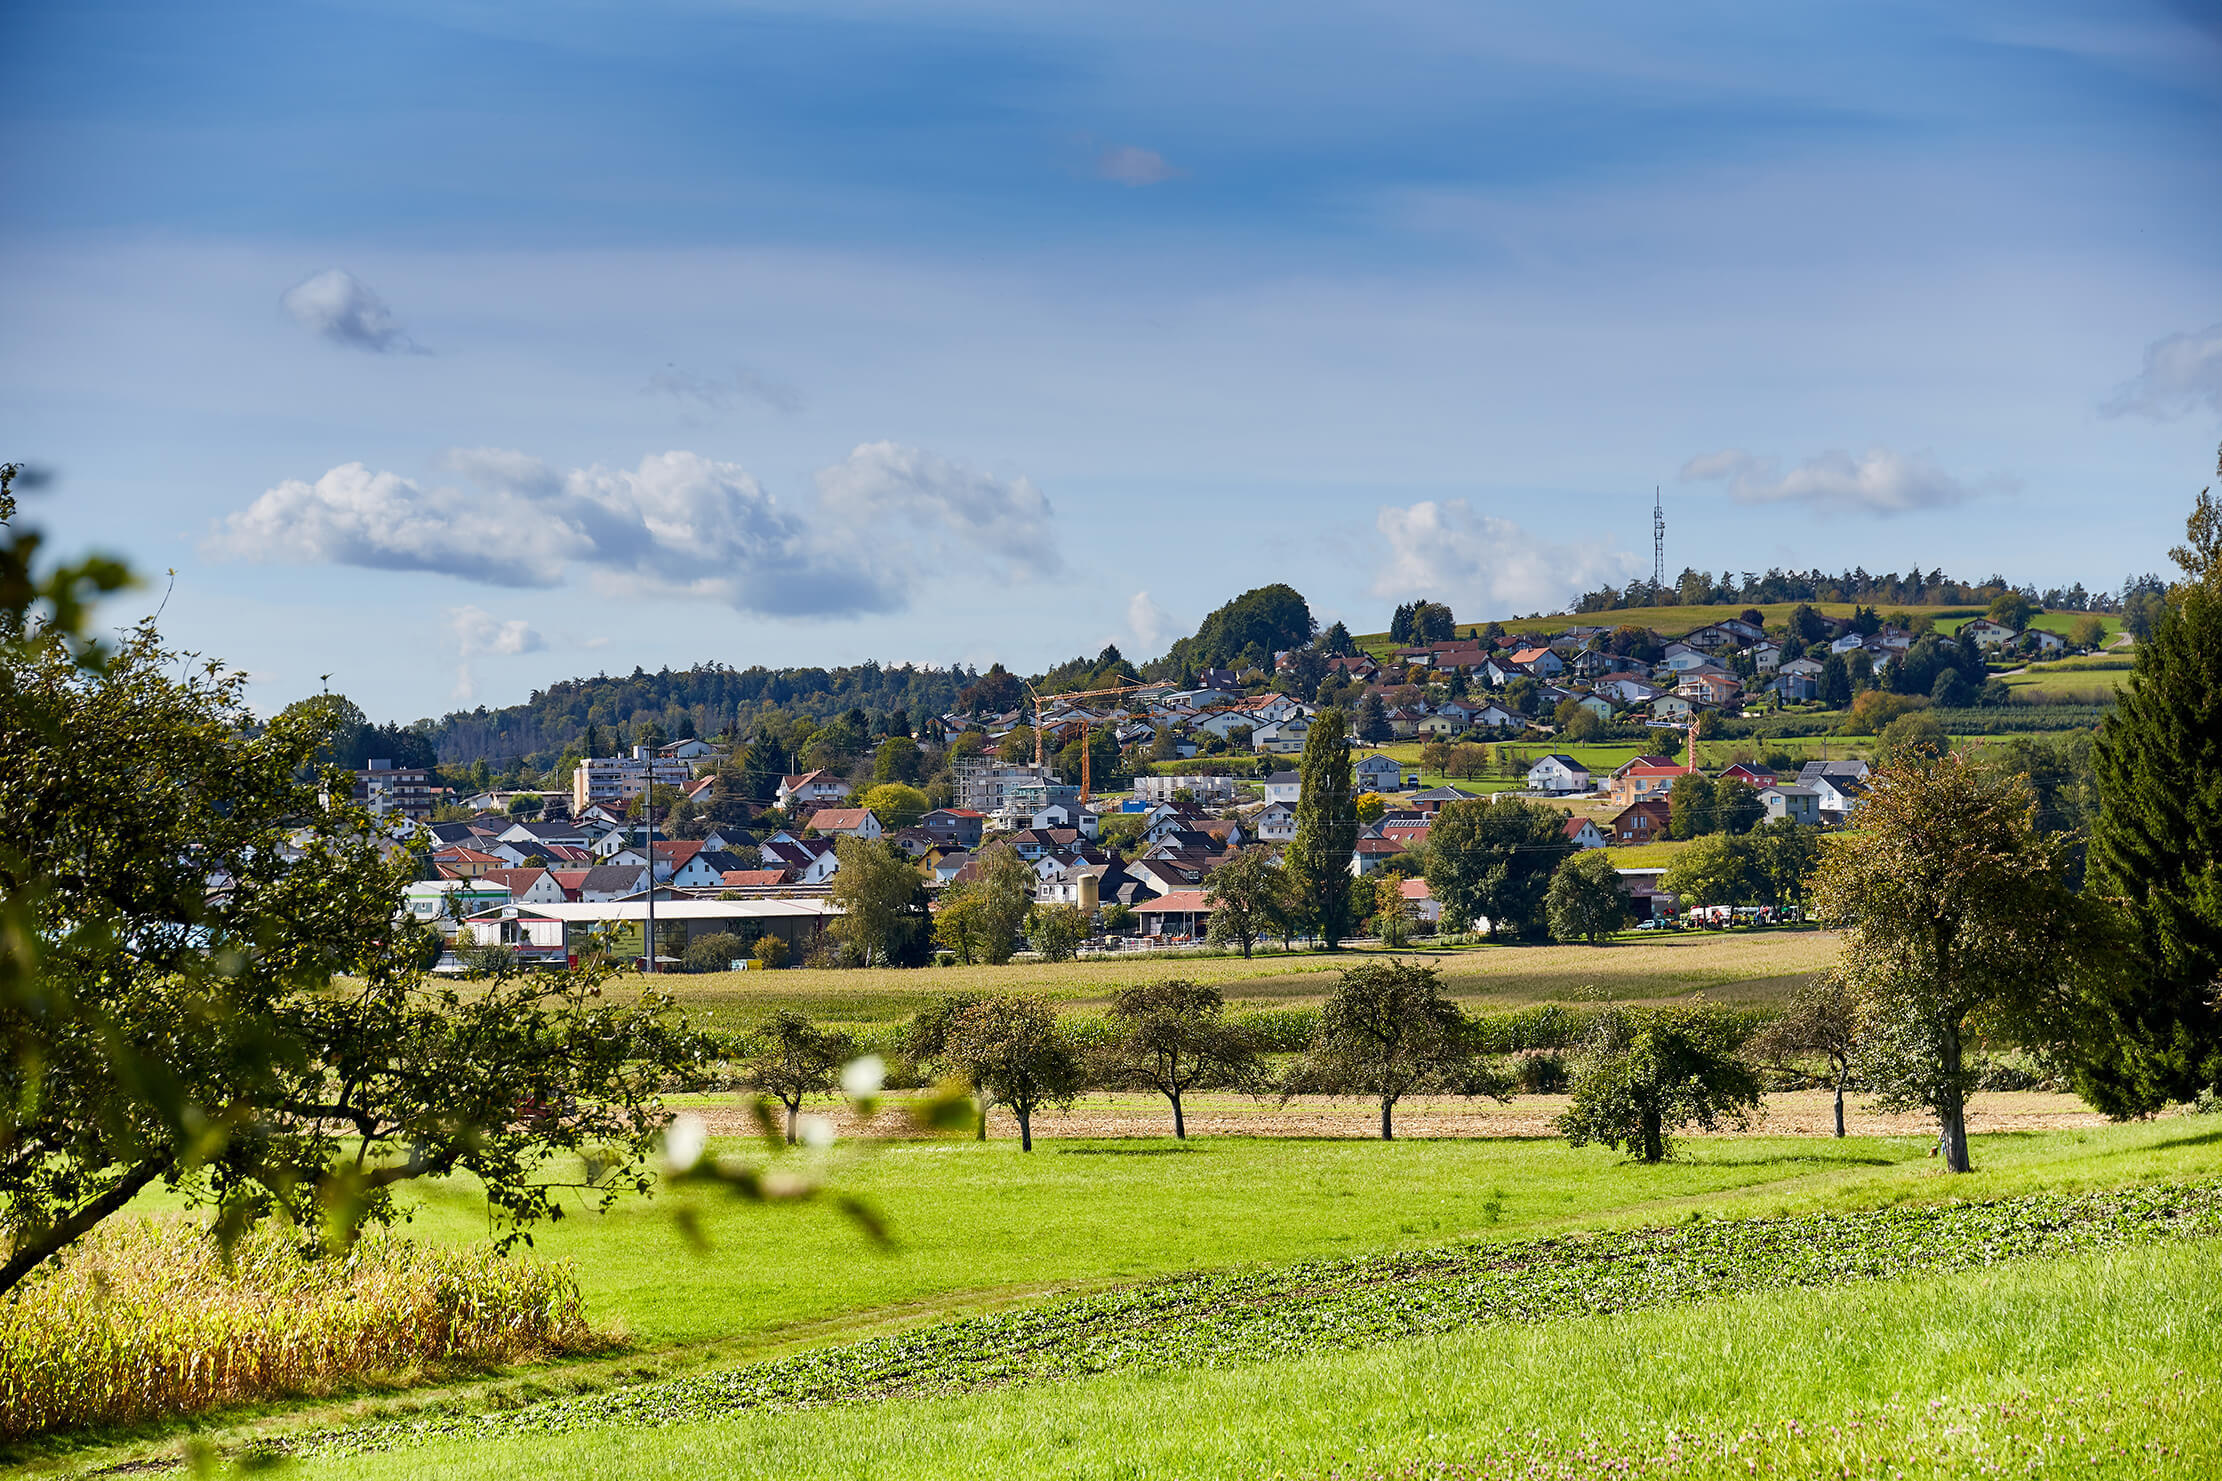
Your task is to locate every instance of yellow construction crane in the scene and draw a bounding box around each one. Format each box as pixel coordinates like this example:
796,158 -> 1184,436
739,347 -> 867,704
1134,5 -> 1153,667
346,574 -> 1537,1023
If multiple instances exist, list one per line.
1024,679 -> 1171,800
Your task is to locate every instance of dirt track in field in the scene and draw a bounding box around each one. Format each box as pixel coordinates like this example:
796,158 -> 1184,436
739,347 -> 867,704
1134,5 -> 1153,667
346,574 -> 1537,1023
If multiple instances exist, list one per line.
691,1089 -> 2107,1142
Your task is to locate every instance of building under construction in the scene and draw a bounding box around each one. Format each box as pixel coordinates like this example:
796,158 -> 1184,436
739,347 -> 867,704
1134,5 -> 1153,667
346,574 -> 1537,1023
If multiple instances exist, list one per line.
955,756 -> 1064,818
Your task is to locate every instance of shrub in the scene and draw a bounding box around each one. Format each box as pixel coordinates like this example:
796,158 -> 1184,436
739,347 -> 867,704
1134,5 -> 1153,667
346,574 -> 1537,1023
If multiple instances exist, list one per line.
1513,1051 -> 1570,1094
0,1218 -> 604,1440
683,932 -> 747,974
751,934 -> 791,969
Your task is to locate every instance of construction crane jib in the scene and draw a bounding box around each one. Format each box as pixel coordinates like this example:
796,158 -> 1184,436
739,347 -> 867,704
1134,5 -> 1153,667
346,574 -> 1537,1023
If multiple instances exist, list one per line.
1024,679 -> 1172,801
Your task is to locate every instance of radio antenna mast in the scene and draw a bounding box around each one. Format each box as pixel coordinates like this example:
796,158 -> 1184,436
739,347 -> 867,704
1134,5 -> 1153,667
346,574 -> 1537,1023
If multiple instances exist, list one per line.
1651,485 -> 1666,593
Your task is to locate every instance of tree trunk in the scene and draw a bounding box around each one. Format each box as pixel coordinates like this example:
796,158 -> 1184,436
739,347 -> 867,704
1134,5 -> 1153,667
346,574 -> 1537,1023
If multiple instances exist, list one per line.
1640,1108 -> 1664,1163
1832,1077 -> 1846,1138
785,1100 -> 799,1145
1380,1096 -> 1394,1141
0,1155 -> 170,1298
1938,1021 -> 1971,1173
975,1097 -> 988,1141
1018,1104 -> 1034,1152
1170,1091 -> 1186,1140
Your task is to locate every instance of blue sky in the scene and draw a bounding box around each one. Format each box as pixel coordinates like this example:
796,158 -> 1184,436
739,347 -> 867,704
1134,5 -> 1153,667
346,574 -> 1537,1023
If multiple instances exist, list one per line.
4,0 -> 2218,721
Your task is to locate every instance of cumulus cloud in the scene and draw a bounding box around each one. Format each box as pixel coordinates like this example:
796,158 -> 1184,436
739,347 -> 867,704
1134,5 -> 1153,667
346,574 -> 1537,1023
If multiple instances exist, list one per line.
1678,446 -> 1990,514
814,441 -> 1061,578
647,364 -> 803,416
1097,145 -> 1177,186
213,442 -> 1061,617
448,606 -> 545,703
1126,590 -> 1176,651
449,605 -> 545,658
2100,322 -> 2222,420
1372,501 -> 1641,615
281,269 -> 424,354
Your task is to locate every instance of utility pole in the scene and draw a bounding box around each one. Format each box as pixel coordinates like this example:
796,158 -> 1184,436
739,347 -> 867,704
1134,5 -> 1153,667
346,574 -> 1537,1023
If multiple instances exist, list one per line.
643,780 -> 657,973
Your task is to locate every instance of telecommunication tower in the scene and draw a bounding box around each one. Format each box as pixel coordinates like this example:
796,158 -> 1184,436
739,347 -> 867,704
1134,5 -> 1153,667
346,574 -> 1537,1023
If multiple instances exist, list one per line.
1651,486 -> 1666,592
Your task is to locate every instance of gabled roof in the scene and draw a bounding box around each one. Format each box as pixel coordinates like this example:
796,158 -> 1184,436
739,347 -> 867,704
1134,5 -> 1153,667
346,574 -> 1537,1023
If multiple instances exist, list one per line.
720,868 -> 791,888
1562,817 -> 1600,838
1134,889 -> 1214,914
1508,646 -> 1555,664
807,808 -> 876,833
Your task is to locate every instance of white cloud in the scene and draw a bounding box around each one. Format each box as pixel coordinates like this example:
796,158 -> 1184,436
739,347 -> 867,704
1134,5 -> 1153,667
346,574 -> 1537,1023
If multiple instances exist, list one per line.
2101,322 -> 2222,420
281,268 -> 424,354
447,606 -> 545,703
1677,446 -> 1989,514
1097,145 -> 1176,186
1372,501 -> 1640,616
213,442 -> 1062,617
449,605 -> 545,658
814,441 -> 1061,579
1126,590 -> 1176,651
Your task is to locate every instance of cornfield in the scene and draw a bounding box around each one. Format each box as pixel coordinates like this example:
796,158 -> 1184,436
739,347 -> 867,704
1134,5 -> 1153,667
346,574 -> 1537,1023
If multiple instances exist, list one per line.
0,1217 -> 610,1440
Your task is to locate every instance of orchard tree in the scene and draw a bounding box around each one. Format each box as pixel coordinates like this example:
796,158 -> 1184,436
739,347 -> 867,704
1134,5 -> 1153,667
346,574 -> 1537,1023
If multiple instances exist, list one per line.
1546,850 -> 1632,944
739,1012 -> 857,1144
943,995 -> 1083,1151
1203,847 -> 1292,958
1811,755 -> 2087,1172
1299,961 -> 1500,1139
1752,978 -> 1867,1137
2080,467 -> 2222,1114
933,844 -> 1035,966
1026,903 -> 1090,962
1096,981 -> 1264,1138
1284,707 -> 1357,945
0,470 -> 706,1296
1557,1008 -> 1761,1163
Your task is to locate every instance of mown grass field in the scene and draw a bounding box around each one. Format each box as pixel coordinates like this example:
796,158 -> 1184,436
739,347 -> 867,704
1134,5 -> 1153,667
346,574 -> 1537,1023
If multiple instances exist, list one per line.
659,931 -> 1840,1033
306,1234 -> 2222,1481
73,1118 -> 2219,1479
2001,652 -> 2135,702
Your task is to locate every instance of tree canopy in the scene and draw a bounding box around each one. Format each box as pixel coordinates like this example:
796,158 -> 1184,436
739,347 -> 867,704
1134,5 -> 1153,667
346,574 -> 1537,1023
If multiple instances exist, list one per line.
1284,707 -> 1357,945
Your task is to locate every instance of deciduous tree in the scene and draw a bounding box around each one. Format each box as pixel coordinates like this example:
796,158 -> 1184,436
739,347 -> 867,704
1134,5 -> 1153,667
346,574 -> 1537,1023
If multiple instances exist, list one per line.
739,1012 -> 857,1143
1752,979 -> 1866,1137
1811,755 -> 2086,1171
1556,1008 -> 1760,1162
1546,850 -> 1632,944
1425,796 -> 1567,939
1299,962 -> 1498,1139
1203,847 -> 1291,959
943,996 -> 1083,1152
1096,982 -> 1264,1138
827,836 -> 932,966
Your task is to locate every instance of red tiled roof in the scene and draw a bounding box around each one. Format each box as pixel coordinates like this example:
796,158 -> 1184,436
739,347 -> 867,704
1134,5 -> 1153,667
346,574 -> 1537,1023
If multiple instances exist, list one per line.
1399,878 -> 1433,900
1134,889 -> 1214,914
809,808 -> 875,832
721,869 -> 790,888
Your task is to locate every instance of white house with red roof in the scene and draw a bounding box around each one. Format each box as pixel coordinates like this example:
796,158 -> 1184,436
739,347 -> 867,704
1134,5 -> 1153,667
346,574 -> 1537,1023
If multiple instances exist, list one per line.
777,770 -> 852,810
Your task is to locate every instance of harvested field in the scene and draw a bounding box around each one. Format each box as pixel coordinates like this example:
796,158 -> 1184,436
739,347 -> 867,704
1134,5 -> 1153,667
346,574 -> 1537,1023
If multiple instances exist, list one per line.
664,931 -> 1841,1032
686,1088 -> 2099,1142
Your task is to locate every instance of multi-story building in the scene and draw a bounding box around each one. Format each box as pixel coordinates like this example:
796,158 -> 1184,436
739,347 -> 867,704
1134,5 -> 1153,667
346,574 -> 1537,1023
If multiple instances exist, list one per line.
356,759 -> 435,823
1132,774 -> 1238,805
571,747 -> 692,814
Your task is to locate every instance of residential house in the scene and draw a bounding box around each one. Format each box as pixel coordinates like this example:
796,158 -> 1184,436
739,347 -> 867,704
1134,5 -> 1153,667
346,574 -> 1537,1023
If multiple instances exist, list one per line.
1769,672 -> 1820,703
1416,712 -> 1466,740
1810,775 -> 1869,824
1571,649 -> 1619,679
667,847 -> 751,890
926,852 -> 973,886
1254,801 -> 1297,842
571,750 -> 691,814
1407,785 -> 1480,815
1718,763 -> 1777,789
573,864 -> 652,902
1571,693 -> 1616,722
759,838 -> 840,885
886,826 -> 939,859
1562,816 -> 1608,850
776,770 -> 853,810
1373,875 -> 1431,927
1757,784 -> 1821,826
431,846 -> 507,879
921,807 -> 986,848
1778,656 -> 1824,680
1659,645 -> 1713,674
480,867 -> 567,906
1609,799 -> 1672,844
1482,658 -> 1528,688
1129,856 -> 1212,897
1507,646 -> 1564,677
500,819 -> 597,852
1250,716 -> 1312,754
720,868 -> 793,890
1748,642 -> 1783,672
1828,631 -> 1868,655
1350,835 -> 1407,876
2026,627 -> 2066,654
1471,701 -> 1521,729
1796,758 -> 1871,787
1526,754 -> 1591,794
1353,753 -> 1409,792
1677,668 -> 1742,707
655,738 -> 721,760
1680,624 -> 1742,651
1132,775 -> 1238,805
1608,756 -> 1689,806
1263,771 -> 1303,805
1651,694 -> 1703,723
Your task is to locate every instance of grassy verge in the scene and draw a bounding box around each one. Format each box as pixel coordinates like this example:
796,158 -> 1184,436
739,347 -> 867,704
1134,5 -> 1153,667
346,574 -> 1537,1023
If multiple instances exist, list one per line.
293,1184 -> 2222,1477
